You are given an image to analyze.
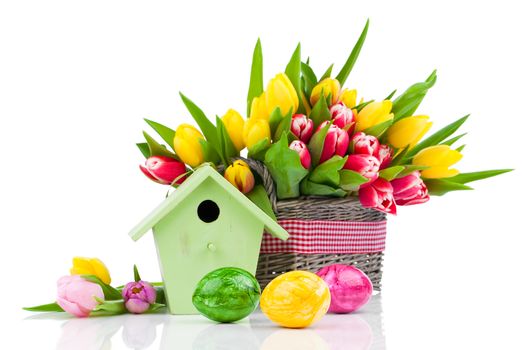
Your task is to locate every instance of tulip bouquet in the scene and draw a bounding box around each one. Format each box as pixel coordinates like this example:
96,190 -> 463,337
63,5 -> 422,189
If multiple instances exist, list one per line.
137,20 -> 510,215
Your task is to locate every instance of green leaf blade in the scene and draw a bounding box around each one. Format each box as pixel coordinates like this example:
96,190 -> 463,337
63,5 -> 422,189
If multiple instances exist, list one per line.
392,70 -> 437,121
247,39 -> 264,116
446,169 -> 513,184
335,19 -> 369,86
23,302 -> 64,312
144,119 -> 176,150
246,185 -> 277,221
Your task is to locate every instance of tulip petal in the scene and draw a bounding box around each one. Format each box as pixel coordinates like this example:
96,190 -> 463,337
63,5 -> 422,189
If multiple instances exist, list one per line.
421,167 -> 460,179
125,299 -> 150,314
57,296 -> 90,317
359,186 -> 378,208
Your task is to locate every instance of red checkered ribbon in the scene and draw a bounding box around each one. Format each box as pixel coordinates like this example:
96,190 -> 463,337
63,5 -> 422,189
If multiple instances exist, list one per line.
261,219 -> 387,254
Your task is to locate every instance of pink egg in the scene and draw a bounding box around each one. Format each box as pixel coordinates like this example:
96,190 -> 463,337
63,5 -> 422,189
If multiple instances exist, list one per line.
316,264 -> 373,313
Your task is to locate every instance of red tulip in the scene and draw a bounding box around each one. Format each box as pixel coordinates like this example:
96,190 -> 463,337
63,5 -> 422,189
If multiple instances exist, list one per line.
359,178 -> 397,214
139,156 -> 187,185
390,171 -> 430,206
330,103 -> 355,133
375,144 -> 393,169
344,154 -> 380,183
290,114 -> 314,143
289,140 -> 311,169
351,132 -> 380,156
317,121 -> 350,163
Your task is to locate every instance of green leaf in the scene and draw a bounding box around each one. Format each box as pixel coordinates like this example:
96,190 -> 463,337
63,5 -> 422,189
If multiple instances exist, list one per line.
264,133 -> 309,199
247,138 -> 271,161
379,166 -> 405,181
269,107 -> 285,137
363,119 -> 393,138
274,109 -> 294,141
392,70 -> 437,121
154,286 -> 166,305
385,89 -> 397,100
199,139 -> 222,164
308,121 -> 330,167
136,143 -> 150,158
23,302 -> 64,312
456,144 -> 466,152
309,94 -> 331,128
247,39 -> 264,117
142,131 -> 178,159
309,155 -> 347,187
246,184 -> 277,221
82,275 -> 122,301
446,169 -> 513,184
91,299 -> 127,316
300,178 -> 347,197
301,61 -> 318,98
145,303 -> 166,314
424,178 -> 473,196
339,169 -> 369,192
396,164 -> 429,177
133,265 -> 141,282
441,133 -> 467,146
320,63 -> 334,80
354,100 -> 374,112
335,18 -> 369,86
216,116 -> 239,164
407,115 -> 469,158
144,119 -> 176,150
285,43 -> 301,100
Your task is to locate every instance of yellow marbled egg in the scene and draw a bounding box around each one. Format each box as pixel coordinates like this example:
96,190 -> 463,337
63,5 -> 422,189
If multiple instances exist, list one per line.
260,270 -> 331,328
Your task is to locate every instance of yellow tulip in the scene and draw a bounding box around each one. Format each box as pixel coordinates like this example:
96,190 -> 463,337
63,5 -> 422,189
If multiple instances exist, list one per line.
243,117 -> 271,149
310,78 -> 341,106
412,145 -> 463,178
338,89 -> 358,108
221,109 -> 245,152
355,100 -> 394,132
250,92 -> 269,120
173,124 -> 205,168
224,160 -> 255,194
70,257 -> 111,284
387,115 -> 433,149
264,73 -> 299,118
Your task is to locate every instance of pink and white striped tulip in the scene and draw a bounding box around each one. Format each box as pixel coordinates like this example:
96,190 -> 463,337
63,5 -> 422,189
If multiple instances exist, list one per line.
351,132 -> 380,156
290,114 -> 314,143
289,140 -> 311,169
344,154 -> 380,183
359,178 -> 397,215
329,103 -> 355,133
390,171 -> 430,206
316,121 -> 350,164
139,156 -> 187,185
375,144 -> 393,169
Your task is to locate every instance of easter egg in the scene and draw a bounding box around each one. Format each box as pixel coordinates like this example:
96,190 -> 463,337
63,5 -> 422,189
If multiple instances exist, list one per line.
192,267 -> 260,323
316,264 -> 373,313
260,270 -> 331,328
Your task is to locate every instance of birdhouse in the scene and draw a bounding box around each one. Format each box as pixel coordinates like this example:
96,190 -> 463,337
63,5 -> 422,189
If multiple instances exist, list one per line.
129,165 -> 289,315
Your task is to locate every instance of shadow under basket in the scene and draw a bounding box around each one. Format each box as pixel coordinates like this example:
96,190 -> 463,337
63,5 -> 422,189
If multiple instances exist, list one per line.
238,158 -> 388,291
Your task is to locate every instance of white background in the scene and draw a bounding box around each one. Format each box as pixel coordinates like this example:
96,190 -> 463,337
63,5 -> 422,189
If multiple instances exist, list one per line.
1,0 -> 523,349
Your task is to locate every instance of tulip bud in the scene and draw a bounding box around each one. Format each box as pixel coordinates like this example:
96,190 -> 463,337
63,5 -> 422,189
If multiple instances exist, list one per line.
310,78 -> 341,106
221,109 -> 245,152
289,140 -> 311,169
122,281 -> 157,314
70,257 -> 111,285
243,118 -> 271,150
344,154 -> 380,183
375,144 -> 393,169
290,114 -> 314,143
316,121 -> 350,164
330,103 -> 355,133
338,89 -> 358,109
265,73 -> 299,117
412,145 -> 463,179
57,275 -> 104,317
350,132 -> 380,156
391,171 -> 430,206
387,115 -> 432,149
355,100 -> 394,132
224,160 -> 255,194
250,92 -> 269,120
173,124 -> 205,168
139,156 -> 187,185
359,178 -> 397,214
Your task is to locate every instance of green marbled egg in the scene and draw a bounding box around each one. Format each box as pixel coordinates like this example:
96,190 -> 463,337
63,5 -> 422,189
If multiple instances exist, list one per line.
192,267 -> 261,322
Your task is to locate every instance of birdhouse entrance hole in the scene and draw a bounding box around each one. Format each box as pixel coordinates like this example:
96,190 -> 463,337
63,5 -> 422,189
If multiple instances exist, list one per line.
197,200 -> 220,223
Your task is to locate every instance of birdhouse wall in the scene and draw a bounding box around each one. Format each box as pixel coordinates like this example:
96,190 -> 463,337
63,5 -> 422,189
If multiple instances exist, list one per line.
152,178 -> 265,314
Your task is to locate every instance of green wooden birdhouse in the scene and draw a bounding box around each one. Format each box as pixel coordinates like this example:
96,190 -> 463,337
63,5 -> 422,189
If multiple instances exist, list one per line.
129,164 -> 289,315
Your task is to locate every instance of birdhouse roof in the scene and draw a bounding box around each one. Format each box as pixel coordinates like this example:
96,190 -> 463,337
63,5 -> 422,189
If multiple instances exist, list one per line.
129,164 -> 289,241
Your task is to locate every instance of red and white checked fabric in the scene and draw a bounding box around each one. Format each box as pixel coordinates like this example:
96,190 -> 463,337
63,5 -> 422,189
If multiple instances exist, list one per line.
261,219 -> 387,254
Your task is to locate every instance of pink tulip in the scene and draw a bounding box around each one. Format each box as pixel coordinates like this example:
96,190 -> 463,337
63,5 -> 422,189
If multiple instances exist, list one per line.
330,103 -> 355,133
351,132 -> 380,156
290,114 -> 314,143
359,178 -> 397,214
316,121 -> 350,163
289,140 -> 311,169
56,275 -> 104,317
344,154 -> 380,183
139,156 -> 187,185
391,171 -> 430,206
375,144 -> 393,169
122,281 -> 157,314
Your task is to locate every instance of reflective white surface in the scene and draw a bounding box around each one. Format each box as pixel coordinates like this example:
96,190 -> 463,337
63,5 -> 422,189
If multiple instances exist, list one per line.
19,296 -> 384,350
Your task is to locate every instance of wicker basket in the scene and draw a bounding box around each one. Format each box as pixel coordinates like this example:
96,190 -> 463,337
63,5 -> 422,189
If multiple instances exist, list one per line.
241,158 -> 387,290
